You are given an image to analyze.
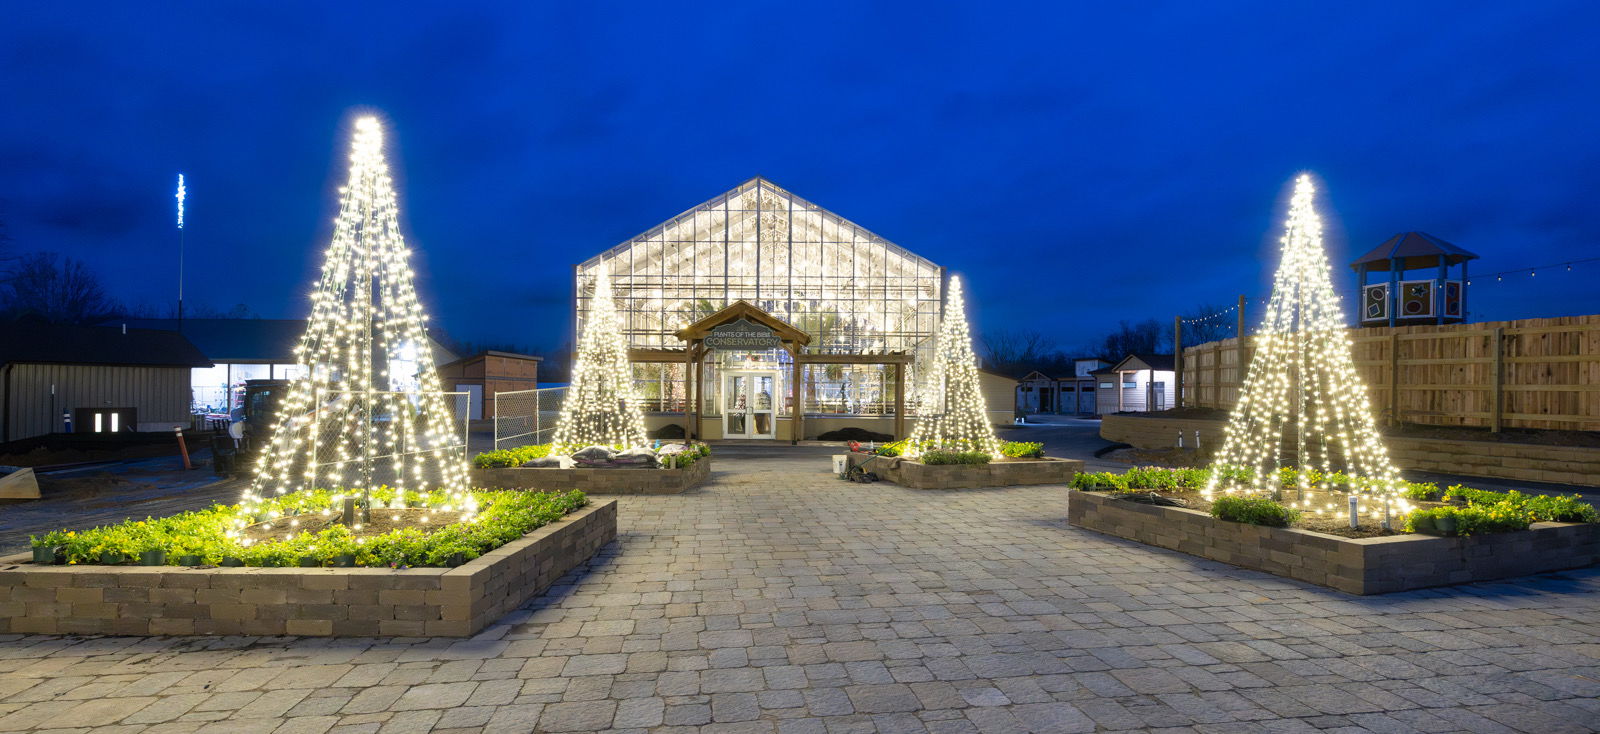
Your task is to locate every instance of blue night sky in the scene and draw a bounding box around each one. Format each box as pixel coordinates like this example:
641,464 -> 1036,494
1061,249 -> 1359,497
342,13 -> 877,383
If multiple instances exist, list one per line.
3,2 -> 1597,354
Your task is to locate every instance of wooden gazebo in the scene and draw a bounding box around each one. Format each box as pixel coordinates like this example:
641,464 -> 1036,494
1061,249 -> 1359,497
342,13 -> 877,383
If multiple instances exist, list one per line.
628,300 -> 912,444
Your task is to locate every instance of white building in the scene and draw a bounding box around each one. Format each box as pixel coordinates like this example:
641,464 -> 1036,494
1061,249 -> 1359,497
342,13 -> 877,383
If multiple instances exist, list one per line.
1093,354 -> 1175,414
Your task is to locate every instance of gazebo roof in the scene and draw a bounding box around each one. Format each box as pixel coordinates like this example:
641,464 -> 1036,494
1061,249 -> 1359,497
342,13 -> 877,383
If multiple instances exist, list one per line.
1351,232 -> 1479,272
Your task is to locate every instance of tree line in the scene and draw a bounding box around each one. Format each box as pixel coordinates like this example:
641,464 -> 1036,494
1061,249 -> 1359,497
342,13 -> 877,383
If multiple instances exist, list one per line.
980,302 -> 1238,377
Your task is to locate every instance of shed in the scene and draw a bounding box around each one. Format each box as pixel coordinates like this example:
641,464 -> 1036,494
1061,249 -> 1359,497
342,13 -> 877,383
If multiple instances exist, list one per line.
437,351 -> 543,420
0,321 -> 212,441
1094,353 -> 1176,414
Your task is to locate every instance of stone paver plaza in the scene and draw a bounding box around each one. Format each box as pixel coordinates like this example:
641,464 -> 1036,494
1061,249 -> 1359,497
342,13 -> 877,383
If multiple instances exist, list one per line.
4,449 -> 1600,734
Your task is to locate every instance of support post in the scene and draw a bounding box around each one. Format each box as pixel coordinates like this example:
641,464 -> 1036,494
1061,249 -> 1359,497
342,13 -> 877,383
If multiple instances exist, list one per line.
685,344 -> 697,440
1173,315 -> 1184,409
1491,326 -> 1505,432
1388,259 -> 1399,327
1388,333 -> 1400,426
790,349 -> 803,445
1437,254 -> 1447,325
1236,293 -> 1246,339
893,362 -> 906,439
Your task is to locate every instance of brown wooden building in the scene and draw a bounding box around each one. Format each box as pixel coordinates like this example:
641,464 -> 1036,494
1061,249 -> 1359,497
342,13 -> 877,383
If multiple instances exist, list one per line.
438,351 -> 542,420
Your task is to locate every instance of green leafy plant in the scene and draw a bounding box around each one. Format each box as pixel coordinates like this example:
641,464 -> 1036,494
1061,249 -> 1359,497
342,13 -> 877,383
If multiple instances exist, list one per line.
472,444 -> 553,468
1403,482 -> 1442,501
1071,472 -> 1130,491
919,451 -> 992,465
31,487 -> 587,567
999,441 -> 1044,459
1210,495 -> 1300,527
1405,504 -> 1531,536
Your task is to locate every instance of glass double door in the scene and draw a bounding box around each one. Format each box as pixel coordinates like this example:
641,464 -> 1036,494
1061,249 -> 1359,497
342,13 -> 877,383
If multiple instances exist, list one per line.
722,371 -> 778,439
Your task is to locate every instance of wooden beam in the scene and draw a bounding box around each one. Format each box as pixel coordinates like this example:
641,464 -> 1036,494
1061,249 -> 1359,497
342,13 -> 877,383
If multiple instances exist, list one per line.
1388,333 -> 1399,426
794,353 -> 914,365
1173,315 -> 1184,409
1491,326 -> 1504,433
789,346 -> 803,445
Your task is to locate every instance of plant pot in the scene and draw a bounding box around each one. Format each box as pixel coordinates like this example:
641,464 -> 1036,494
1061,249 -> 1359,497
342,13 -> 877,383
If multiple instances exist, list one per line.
177,554 -> 204,566
1435,515 -> 1459,536
298,556 -> 321,568
138,549 -> 167,566
332,554 -> 356,568
219,556 -> 245,567
1410,514 -> 1437,535
31,546 -> 57,565
99,550 -> 126,565
446,552 -> 466,568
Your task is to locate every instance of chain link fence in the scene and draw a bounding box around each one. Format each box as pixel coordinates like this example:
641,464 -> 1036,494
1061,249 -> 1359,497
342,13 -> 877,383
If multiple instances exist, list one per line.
494,386 -> 567,449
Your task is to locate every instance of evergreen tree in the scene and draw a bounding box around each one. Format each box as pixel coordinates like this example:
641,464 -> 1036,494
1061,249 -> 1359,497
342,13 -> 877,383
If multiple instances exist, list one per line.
909,276 -> 1002,456
1204,174 -> 1407,521
552,261 -> 649,453
245,117 -> 469,521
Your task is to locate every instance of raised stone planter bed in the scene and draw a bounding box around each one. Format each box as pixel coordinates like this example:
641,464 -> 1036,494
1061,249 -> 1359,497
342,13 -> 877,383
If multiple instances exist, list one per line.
471,457 -> 710,494
1100,413 -> 1600,487
847,454 -> 1082,489
1068,489 -> 1600,594
0,500 -> 617,637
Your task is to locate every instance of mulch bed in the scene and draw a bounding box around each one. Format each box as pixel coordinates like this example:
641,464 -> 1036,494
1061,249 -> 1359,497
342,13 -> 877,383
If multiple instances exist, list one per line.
240,507 -> 465,543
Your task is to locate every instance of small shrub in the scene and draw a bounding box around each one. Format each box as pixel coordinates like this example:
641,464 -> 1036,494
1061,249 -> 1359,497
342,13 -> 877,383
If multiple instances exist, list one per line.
920,451 -> 991,465
1071,472 -> 1129,491
472,444 -> 551,468
1521,494 -> 1598,523
1210,495 -> 1300,527
1403,482 -> 1441,501
875,439 -> 908,457
999,441 -> 1044,459
1406,505 -> 1530,536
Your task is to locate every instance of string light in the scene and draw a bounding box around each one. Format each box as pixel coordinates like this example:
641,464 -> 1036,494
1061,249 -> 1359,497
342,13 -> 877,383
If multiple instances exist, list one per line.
242,116 -> 471,525
907,276 -> 1002,457
552,260 -> 650,453
1204,174 -> 1410,523
175,174 -> 186,230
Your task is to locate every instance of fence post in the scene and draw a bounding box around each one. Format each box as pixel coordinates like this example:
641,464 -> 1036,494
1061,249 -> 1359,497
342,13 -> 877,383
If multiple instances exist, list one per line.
1491,326 -> 1505,432
1173,315 -> 1184,408
1388,332 -> 1400,426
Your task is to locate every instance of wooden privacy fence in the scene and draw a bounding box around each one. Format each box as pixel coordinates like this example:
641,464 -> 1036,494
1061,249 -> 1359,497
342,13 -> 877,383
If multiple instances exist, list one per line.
1178,314 -> 1600,432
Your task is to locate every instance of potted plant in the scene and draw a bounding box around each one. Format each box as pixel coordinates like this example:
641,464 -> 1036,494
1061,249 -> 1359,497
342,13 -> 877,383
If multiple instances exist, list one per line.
219,556 -> 245,567
177,554 -> 205,566
332,554 -> 356,567
1435,512 -> 1459,536
138,548 -> 168,566
298,555 -> 321,567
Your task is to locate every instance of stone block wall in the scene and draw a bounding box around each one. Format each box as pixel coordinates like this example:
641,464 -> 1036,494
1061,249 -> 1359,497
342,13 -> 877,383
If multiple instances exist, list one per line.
471,457 -> 709,494
847,455 -> 1082,490
0,500 -> 617,637
1099,414 -> 1600,487
1068,490 -> 1600,594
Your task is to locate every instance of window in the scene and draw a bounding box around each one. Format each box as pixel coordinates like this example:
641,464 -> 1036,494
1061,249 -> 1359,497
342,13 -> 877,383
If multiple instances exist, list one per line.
1123,381 -> 1137,389
1099,382 -> 1113,389
633,363 -> 685,413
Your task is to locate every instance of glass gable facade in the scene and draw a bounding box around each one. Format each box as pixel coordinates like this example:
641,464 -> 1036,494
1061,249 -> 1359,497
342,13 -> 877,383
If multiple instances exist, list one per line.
576,177 -> 943,424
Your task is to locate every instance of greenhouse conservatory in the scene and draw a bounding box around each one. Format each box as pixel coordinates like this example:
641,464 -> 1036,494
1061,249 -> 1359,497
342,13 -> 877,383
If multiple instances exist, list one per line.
574,176 -> 1013,443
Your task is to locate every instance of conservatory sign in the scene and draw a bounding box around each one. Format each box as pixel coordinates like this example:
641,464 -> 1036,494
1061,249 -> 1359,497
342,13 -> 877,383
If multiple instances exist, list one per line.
704,318 -> 781,351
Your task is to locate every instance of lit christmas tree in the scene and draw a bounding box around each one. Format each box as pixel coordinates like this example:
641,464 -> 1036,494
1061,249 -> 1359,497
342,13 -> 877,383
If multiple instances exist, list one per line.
244,117 -> 469,522
551,261 -> 649,453
1204,174 -> 1408,521
909,276 -> 1002,457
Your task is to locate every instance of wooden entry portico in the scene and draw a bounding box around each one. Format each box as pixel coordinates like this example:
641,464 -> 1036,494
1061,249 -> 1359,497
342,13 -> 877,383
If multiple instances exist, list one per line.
628,301 -> 910,445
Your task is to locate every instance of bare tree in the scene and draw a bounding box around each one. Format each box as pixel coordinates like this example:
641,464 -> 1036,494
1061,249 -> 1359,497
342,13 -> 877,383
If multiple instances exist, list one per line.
1099,319 -> 1169,360
1177,302 -> 1237,345
980,329 -> 1056,373
1,252 -> 118,324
